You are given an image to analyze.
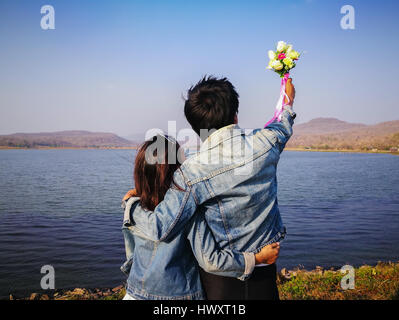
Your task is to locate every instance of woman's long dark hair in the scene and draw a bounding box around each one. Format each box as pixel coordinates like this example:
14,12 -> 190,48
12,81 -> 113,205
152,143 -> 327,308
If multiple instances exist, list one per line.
134,134 -> 183,211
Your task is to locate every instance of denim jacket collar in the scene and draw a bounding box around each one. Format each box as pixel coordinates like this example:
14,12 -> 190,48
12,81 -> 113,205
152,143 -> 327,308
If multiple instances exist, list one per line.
201,124 -> 244,151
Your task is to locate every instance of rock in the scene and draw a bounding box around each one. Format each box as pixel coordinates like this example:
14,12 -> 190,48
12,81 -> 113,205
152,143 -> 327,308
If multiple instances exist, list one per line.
314,266 -> 323,275
72,288 -> 86,295
280,268 -> 292,279
112,285 -> 123,292
30,293 -> 40,300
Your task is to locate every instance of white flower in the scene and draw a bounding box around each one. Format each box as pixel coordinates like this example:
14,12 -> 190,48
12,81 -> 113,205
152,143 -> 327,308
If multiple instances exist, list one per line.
276,41 -> 287,52
268,50 -> 276,60
289,50 -> 300,60
283,57 -> 294,68
270,59 -> 283,71
286,44 -> 293,55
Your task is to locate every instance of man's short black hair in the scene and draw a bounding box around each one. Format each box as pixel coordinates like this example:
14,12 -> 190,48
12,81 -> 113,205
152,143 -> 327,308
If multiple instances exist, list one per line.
184,76 -> 239,139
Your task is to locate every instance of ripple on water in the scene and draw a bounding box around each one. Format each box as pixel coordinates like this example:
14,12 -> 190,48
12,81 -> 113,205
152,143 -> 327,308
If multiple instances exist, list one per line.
0,149 -> 398,298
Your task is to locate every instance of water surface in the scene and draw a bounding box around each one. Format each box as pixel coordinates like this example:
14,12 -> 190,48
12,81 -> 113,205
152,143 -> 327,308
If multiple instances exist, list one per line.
0,150 -> 398,298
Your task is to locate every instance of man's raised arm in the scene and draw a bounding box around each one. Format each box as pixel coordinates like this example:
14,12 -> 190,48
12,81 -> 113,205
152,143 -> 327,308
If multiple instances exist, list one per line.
259,78 -> 296,153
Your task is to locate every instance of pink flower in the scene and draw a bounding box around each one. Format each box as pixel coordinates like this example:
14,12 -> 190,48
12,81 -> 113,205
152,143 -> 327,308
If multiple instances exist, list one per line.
278,53 -> 286,60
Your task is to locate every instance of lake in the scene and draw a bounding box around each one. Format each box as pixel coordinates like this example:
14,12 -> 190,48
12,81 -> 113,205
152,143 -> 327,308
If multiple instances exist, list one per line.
0,149 -> 398,298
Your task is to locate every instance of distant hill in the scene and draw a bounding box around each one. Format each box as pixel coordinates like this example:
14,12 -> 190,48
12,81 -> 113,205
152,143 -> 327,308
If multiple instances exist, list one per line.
287,118 -> 399,151
1,118 -> 399,151
293,118 -> 367,135
0,131 -> 137,148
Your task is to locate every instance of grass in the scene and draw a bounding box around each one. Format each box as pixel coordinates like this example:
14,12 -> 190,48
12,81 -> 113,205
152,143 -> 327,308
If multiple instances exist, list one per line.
278,262 -> 399,300
12,262 -> 399,300
99,289 -> 126,300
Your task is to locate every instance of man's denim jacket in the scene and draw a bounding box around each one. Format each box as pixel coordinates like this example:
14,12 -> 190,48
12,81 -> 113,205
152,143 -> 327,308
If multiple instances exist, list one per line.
121,197 -> 255,300
130,106 -> 295,261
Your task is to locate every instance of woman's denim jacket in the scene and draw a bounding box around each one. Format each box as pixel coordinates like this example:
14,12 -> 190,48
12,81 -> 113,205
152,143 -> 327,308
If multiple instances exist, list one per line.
121,197 -> 255,300
128,107 -> 295,253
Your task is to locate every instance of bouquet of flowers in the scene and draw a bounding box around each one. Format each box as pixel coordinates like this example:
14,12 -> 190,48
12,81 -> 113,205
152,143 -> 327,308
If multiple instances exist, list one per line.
265,41 -> 301,127
267,41 -> 300,77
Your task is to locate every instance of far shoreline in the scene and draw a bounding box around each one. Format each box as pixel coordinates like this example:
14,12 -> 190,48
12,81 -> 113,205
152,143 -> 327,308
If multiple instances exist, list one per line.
0,146 -> 138,150
284,147 -> 399,156
0,146 -> 398,156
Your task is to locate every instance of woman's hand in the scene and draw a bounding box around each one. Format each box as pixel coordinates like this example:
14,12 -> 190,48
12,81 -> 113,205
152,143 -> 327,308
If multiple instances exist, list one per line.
254,242 -> 280,265
123,189 -> 138,201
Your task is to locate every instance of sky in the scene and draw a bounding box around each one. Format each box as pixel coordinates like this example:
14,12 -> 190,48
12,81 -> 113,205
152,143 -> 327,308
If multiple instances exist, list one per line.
0,0 -> 398,137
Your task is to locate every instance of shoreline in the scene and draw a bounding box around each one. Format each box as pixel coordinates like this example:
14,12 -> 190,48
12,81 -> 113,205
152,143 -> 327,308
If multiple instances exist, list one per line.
7,261 -> 399,300
284,147 -> 399,155
1,146 -> 398,155
0,146 -> 138,150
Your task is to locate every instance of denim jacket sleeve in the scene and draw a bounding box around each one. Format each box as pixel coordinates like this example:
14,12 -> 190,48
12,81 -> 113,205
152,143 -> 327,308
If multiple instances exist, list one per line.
120,197 -> 140,276
130,169 -> 204,242
261,106 -> 296,153
186,212 -> 255,281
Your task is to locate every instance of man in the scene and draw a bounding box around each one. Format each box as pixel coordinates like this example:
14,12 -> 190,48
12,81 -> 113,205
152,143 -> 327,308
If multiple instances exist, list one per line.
125,76 -> 296,299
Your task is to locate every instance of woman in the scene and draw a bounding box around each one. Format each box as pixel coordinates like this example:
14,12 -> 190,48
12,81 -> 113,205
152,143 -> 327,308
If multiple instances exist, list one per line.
121,134 -> 280,300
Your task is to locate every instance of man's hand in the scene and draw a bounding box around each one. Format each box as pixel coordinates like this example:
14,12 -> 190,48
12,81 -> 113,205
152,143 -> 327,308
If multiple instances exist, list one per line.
254,242 -> 280,265
284,78 -> 295,106
123,188 -> 138,201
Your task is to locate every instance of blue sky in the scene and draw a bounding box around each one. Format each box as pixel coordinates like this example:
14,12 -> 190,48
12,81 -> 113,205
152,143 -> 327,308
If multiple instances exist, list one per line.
0,0 -> 398,136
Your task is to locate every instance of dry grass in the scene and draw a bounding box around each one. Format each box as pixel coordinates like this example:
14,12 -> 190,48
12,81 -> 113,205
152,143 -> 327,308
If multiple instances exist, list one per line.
13,262 -> 399,300
278,262 -> 399,300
